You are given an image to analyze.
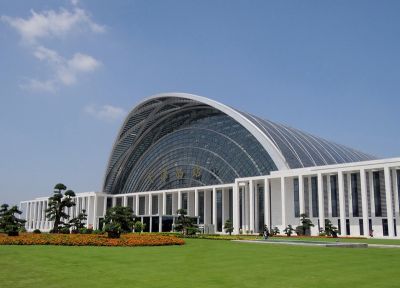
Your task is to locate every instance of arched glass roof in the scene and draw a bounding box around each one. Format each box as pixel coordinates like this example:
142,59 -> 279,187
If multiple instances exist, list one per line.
103,93 -> 376,194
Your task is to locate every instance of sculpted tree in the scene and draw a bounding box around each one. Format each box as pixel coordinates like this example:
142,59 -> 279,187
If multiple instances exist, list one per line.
104,206 -> 135,238
45,183 -> 76,233
174,209 -> 199,236
69,209 -> 88,233
223,219 -> 234,236
0,204 -> 26,236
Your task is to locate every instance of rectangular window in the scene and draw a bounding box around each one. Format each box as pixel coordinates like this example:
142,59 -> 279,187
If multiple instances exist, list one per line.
258,186 -> 265,232
382,219 -> 389,236
106,197 -> 112,209
181,193 -> 188,210
116,197 -> 122,207
198,192 -> 204,224
139,196 -> 146,215
127,197 -> 134,210
373,171 -> 382,217
152,195 -> 158,215
330,175 -> 338,217
293,178 -> 300,218
359,219 -> 364,236
337,219 -> 341,235
311,177 -> 319,218
346,219 -> 350,235
217,190 -> 222,232
166,194 -> 173,215
351,173 -> 359,217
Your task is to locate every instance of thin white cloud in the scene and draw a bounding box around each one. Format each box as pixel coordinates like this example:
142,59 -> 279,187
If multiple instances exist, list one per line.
30,45 -> 101,88
85,105 -> 127,122
1,7 -> 105,44
1,3 -> 105,93
20,78 -> 56,93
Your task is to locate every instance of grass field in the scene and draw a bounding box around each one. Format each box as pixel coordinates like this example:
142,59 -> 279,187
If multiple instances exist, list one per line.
1,238 -> 399,288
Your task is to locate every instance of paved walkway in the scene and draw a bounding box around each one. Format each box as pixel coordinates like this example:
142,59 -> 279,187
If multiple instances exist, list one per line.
232,239 -> 400,249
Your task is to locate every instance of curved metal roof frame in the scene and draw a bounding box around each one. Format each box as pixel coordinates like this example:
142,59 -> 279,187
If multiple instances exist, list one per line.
114,92 -> 290,172
103,92 -> 376,193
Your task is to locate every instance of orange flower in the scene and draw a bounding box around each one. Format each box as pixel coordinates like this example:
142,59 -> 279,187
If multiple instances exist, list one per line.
0,233 -> 185,247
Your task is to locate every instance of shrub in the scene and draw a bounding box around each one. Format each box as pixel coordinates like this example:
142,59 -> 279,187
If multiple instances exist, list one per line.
134,221 -> 145,234
59,227 -> 70,234
79,228 -> 93,234
33,229 -> 41,234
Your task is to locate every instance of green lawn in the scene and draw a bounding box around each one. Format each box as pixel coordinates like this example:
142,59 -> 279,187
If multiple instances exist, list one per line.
1,239 -> 399,288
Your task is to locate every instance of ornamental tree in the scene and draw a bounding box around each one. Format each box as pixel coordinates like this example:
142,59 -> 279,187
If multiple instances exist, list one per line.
283,224 -> 295,237
223,219 -> 234,235
104,206 -> 135,238
0,204 -> 26,236
299,213 -> 314,236
324,219 -> 338,237
69,209 -> 87,232
45,183 -> 76,233
174,209 -> 199,235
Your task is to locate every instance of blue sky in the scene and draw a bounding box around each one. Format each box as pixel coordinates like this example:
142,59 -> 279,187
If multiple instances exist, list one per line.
1,0 -> 399,205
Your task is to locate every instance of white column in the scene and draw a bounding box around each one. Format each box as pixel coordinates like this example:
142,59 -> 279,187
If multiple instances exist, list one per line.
135,195 -> 139,215
93,194 -> 98,230
249,180 -> 255,233
360,169 -> 369,236
178,191 -> 182,210
123,196 -> 128,207
102,197 -> 106,216
241,187 -> 245,230
33,201 -> 38,230
338,171 -> 346,235
162,192 -> 166,215
264,178 -> 270,228
299,175 -> 305,215
281,177 -> 286,229
384,166 -> 395,237
317,173 -> 325,231
194,189 -> 199,217
212,187 -> 217,227
149,194 -> 153,215
25,202 -> 30,229
233,183 -> 239,234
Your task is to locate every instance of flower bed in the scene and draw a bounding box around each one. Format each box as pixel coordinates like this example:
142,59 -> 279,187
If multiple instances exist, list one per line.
0,233 -> 185,247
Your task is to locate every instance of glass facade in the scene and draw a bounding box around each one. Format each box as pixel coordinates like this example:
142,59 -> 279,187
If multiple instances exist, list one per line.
351,173 -> 359,217
139,196 -> 146,215
181,193 -> 188,210
152,195 -> 158,215
293,178 -> 300,217
198,191 -> 204,224
216,190 -> 222,232
104,95 -> 375,195
330,175 -> 338,217
166,194 -> 172,215
311,177 -> 319,217
258,186 -> 264,231
373,171 -> 382,217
